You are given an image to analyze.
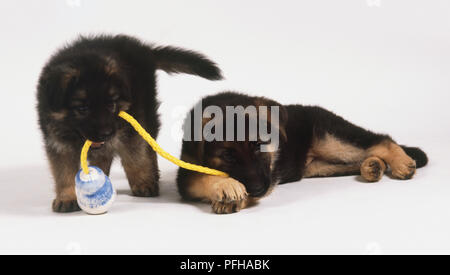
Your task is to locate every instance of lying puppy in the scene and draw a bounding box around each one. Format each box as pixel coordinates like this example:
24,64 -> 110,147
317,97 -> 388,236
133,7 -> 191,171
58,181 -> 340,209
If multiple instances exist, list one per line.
177,92 -> 428,214
37,34 -> 222,212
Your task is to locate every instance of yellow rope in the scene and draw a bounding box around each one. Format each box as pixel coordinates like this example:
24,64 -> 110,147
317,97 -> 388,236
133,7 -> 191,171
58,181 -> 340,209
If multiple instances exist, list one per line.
80,140 -> 92,174
80,111 -> 228,177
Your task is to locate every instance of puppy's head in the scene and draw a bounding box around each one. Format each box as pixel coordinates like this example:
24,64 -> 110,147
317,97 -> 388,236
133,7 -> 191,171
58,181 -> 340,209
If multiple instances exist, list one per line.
196,93 -> 288,198
41,54 -> 131,147
205,140 -> 278,197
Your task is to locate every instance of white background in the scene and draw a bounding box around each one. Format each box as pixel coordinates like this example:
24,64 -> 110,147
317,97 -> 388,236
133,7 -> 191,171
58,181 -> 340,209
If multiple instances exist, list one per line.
0,0 -> 449,254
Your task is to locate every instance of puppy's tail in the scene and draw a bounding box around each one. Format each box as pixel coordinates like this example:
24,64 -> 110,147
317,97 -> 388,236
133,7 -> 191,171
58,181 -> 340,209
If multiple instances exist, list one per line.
153,46 -> 223,80
401,145 -> 428,168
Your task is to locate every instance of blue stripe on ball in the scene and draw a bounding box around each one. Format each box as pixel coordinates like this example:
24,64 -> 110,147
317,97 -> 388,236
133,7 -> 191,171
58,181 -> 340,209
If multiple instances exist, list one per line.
85,177 -> 114,208
75,166 -> 116,214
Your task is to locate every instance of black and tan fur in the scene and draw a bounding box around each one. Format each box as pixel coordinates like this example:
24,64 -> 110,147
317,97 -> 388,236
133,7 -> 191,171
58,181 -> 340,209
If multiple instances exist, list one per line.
37,34 -> 222,212
177,92 -> 428,214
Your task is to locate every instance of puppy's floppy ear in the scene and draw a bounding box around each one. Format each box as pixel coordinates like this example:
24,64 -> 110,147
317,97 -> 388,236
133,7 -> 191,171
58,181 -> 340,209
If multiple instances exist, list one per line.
195,115 -> 213,162
181,108 -> 206,165
39,63 -> 79,111
278,105 -> 288,142
261,100 -> 288,143
104,56 -> 119,76
102,55 -> 132,108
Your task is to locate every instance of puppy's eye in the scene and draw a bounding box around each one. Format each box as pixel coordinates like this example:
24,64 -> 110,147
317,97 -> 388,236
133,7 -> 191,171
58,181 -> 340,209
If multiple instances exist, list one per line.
251,141 -> 261,152
253,141 -> 267,153
107,101 -> 117,112
220,149 -> 235,162
75,106 -> 89,114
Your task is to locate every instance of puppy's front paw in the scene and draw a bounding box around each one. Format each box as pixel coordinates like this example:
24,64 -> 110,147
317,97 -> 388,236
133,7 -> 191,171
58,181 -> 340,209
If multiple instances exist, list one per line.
361,156 -> 386,182
210,177 -> 248,214
52,198 -> 81,213
131,183 -> 159,197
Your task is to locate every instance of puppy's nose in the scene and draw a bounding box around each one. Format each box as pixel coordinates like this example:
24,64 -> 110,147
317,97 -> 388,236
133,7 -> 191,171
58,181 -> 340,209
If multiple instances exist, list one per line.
97,129 -> 113,141
250,187 -> 267,197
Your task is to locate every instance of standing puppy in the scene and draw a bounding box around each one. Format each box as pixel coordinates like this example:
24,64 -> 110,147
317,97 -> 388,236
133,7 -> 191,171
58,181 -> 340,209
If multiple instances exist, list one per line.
37,35 -> 222,212
177,92 -> 428,214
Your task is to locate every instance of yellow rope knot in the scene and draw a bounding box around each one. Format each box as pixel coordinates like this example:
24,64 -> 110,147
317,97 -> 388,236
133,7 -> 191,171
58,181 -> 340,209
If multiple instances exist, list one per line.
80,111 -> 228,178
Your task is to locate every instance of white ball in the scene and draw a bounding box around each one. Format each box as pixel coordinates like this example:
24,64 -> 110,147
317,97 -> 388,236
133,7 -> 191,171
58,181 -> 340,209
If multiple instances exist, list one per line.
75,166 -> 116,215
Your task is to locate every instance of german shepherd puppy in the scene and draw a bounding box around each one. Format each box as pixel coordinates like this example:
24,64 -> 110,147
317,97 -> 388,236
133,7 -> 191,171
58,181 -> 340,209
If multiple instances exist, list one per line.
37,34 -> 222,213
177,92 -> 428,214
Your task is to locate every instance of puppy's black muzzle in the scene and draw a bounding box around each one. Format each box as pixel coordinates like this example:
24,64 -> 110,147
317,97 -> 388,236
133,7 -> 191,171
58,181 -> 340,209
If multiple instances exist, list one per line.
246,178 -> 272,198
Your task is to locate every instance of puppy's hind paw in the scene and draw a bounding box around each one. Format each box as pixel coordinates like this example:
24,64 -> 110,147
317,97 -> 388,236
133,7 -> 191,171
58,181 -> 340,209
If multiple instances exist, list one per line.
391,160 -> 416,180
361,156 -> 386,182
390,155 -> 416,180
386,144 -> 417,180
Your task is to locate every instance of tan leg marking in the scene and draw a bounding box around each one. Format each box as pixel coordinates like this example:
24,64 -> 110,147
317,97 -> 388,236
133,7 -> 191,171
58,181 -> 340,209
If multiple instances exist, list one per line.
367,141 -> 416,180
47,150 -> 81,213
304,160 -> 360,178
360,156 -> 386,182
304,133 -> 365,178
310,133 -> 366,163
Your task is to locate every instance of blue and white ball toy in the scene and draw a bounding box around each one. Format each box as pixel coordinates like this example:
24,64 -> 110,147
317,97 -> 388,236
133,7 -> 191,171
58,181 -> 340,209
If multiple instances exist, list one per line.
75,166 -> 116,215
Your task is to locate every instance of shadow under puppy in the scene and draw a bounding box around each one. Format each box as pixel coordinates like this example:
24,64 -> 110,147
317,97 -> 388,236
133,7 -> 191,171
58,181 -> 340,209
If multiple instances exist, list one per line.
177,92 -> 428,214
37,34 -> 222,213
